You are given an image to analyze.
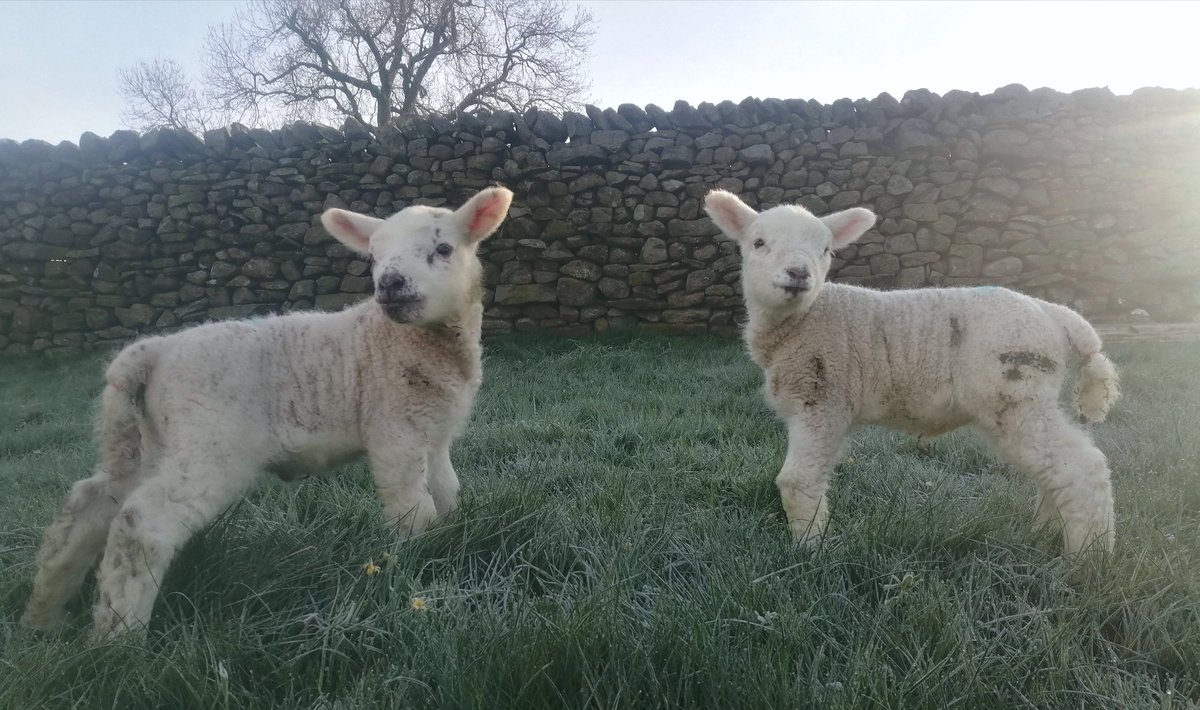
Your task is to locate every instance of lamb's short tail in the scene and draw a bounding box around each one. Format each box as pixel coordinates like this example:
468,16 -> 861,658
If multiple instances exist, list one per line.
1039,302 -> 1120,423
99,337 -> 164,475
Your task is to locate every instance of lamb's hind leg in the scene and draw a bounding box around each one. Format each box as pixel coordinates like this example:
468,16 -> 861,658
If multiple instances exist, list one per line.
23,468 -> 147,632
982,406 -> 1115,556
777,415 -> 850,547
92,452 -> 256,638
1033,490 -> 1061,532
24,388 -> 149,632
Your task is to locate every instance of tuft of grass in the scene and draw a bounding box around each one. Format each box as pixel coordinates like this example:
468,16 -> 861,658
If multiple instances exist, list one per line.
1,335 -> 1197,709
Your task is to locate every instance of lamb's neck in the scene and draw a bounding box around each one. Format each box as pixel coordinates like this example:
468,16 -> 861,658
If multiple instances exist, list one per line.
418,304 -> 484,378
437,303 -> 484,365
744,298 -> 818,369
358,302 -> 484,381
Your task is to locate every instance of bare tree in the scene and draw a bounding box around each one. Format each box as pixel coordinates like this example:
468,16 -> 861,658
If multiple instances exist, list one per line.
440,0 -> 592,115
117,58 -> 226,134
204,0 -> 593,128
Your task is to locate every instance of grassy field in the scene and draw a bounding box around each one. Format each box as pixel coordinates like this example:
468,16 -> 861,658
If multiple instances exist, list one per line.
0,334 -> 1197,709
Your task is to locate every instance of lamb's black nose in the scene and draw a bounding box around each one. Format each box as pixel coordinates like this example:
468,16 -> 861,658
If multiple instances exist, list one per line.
785,267 -> 810,286
376,272 -> 409,303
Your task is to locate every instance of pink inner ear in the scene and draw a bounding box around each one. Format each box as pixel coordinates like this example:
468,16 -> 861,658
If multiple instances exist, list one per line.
330,212 -> 362,239
727,208 -> 749,233
708,196 -> 749,234
326,210 -> 371,251
332,213 -> 356,235
828,209 -> 876,248
469,197 -> 503,234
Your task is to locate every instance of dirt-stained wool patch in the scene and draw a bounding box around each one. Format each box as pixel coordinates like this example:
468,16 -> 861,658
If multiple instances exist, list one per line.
950,317 -> 963,348
999,351 -> 1057,374
804,356 -> 827,407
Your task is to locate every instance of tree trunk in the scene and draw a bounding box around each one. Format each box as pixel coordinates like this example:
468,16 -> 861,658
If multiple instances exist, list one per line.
375,77 -> 394,127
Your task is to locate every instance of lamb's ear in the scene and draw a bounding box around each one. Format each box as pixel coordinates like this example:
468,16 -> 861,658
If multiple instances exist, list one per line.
704,189 -> 758,242
321,209 -> 383,254
822,207 -> 877,249
455,187 -> 514,244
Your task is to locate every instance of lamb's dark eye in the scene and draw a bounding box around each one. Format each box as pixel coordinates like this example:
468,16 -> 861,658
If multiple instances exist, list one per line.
824,247 -> 832,256
435,243 -> 453,257
753,238 -> 765,249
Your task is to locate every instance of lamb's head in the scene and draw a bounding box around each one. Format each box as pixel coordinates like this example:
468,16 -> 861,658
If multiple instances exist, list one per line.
704,189 -> 876,312
321,187 -> 513,324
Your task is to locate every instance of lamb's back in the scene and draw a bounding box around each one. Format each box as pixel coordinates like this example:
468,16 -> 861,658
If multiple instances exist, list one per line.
761,285 -> 1071,433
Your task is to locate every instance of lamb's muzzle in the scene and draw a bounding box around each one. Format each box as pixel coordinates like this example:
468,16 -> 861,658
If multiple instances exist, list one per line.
375,270 -> 422,322
779,267 -> 811,297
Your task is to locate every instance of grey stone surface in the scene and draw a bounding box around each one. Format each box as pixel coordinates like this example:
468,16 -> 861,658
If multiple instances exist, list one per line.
737,144 -> 775,165
556,277 -> 597,306
640,238 -> 668,264
982,256 -> 1024,278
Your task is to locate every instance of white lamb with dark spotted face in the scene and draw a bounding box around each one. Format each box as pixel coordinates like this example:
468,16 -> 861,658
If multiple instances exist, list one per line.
705,189 -> 1120,557
24,187 -> 513,638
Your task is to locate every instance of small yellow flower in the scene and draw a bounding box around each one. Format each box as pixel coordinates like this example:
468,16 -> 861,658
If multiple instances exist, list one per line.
410,596 -> 428,611
363,560 -> 381,576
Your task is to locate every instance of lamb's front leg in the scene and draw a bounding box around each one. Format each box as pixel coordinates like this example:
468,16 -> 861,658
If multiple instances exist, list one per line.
777,415 -> 850,547
368,442 -> 438,538
426,435 -> 460,517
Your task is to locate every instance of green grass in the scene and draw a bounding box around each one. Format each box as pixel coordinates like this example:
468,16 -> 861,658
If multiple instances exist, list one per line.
1,334 -> 1198,709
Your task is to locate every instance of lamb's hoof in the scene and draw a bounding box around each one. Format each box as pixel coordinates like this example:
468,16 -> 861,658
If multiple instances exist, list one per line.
788,526 -> 826,550
391,499 -> 439,540
89,613 -> 148,642
20,608 -> 67,636
1062,533 -> 1115,562
1032,514 -> 1063,534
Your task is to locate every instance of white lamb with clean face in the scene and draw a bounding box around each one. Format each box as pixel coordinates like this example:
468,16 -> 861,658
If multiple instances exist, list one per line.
23,187 -> 514,637
704,189 -> 1120,557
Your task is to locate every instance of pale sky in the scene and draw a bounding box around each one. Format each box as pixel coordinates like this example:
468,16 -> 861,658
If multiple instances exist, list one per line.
1,0 -> 1197,144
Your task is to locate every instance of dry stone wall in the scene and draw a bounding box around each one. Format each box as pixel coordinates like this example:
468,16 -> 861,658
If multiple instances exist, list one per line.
2,84 -> 1199,354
